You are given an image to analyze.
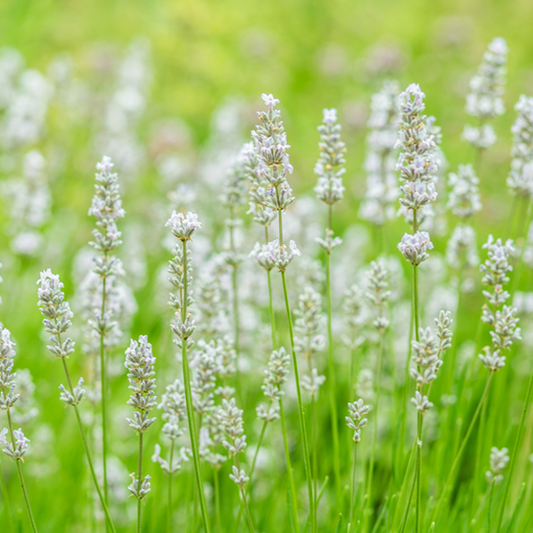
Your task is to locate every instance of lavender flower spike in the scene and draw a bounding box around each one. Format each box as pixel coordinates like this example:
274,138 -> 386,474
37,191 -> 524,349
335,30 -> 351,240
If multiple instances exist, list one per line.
398,231 -> 434,266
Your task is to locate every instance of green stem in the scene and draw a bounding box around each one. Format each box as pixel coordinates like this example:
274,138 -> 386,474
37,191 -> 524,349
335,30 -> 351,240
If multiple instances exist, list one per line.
278,208 -> 314,532
431,372 -> 494,526
265,221 -> 299,533
326,247 -> 341,507
60,359 -> 117,533
488,479 -> 496,533
168,442 -> 174,533
364,333 -> 384,532
399,466 -> 417,533
0,459 -> 14,533
180,240 -> 211,533
214,468 -> 222,533
349,444 -> 358,530
99,271 -> 109,510
4,408 -> 38,533
415,411 -> 422,533
137,431 -> 143,533
496,363 -> 533,532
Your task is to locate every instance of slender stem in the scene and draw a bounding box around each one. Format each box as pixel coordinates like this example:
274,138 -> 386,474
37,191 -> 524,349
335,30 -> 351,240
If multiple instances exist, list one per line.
473,386 -> 490,510
3,409 -> 38,533
99,271 -> 109,510
431,372 -> 494,525
311,393 -> 318,512
488,479 -> 496,533
240,486 -> 255,533
0,460 -> 14,533
392,440 -> 417,530
168,443 -> 174,533
349,444 -> 358,530
365,334 -> 384,532
137,432 -> 143,533
250,421 -> 268,478
399,466 -> 417,533
214,468 -> 222,533
60,359 -> 117,533
415,411 -> 422,533
265,221 -> 299,533
180,239 -> 211,533
279,397 -> 300,533
325,242 -> 341,507
496,363 -> 533,532
281,269 -> 316,533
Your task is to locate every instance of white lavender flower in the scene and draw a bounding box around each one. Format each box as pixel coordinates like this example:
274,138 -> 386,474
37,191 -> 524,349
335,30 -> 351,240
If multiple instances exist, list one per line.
478,236 -> 520,371
302,368 -> 326,395
0,327 -> 19,411
0,427 -> 30,461
342,285 -> 367,350
410,327 -> 442,386
217,398 -> 247,458
252,239 -> 301,272
396,84 -> 438,226
294,286 -> 325,361
435,311 -> 454,352
37,269 -> 75,359
360,80 -> 400,226
125,336 -> 157,434
463,38 -> 508,150
166,211 -> 201,241
486,447 -> 510,484
345,399 -> 369,443
315,229 -> 343,254
314,108 -> 346,205
397,231 -> 434,266
448,164 -> 482,219
507,95 -> 533,197
250,94 -> 295,212
411,390 -> 433,414
191,340 -> 221,415
59,378 -> 86,406
128,473 -> 151,499
365,261 -> 391,331
256,347 -> 290,422
446,225 -> 479,270
229,465 -> 249,488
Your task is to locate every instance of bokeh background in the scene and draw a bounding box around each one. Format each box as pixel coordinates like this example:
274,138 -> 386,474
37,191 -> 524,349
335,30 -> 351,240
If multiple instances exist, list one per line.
2,0 -> 533,531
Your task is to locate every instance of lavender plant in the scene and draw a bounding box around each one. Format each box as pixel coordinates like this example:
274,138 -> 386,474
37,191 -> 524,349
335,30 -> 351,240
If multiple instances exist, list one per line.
125,335 -> 157,533
0,326 -> 37,533
88,155 -> 125,507
166,210 -> 211,533
36,269 -> 116,532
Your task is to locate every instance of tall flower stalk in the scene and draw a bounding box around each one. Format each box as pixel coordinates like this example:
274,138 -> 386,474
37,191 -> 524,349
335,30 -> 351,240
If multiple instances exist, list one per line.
88,155 -> 125,506
125,336 -> 157,533
396,83 -> 439,533
345,399 -> 370,532
0,326 -> 38,533
36,270 -> 117,533
432,236 -> 520,527
462,38 -> 508,161
250,93 -> 315,532
362,261 -> 390,531
314,107 -> 345,505
166,210 -> 211,533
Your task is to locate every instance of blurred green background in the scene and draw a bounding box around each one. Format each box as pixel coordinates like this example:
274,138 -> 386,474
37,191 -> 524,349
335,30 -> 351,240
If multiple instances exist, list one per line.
1,0 -> 533,531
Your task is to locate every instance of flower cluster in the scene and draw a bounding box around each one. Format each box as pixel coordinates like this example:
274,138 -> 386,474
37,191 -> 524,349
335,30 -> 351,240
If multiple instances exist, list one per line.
152,379 -> 191,475
0,327 -> 30,462
479,236 -> 520,371
166,211 -> 201,242
314,108 -> 346,205
446,225 -> 479,270
365,261 -> 391,332
125,336 -> 157,434
256,347 -> 291,422
37,269 -> 75,359
294,287 -> 326,394
345,399 -> 370,443
507,95 -> 533,197
486,447 -> 509,485
448,164 -> 481,220
341,285 -> 367,351
463,38 -> 508,150
191,340 -> 221,415
398,231 -> 434,266
250,239 -> 301,272
249,94 -> 294,212
360,80 -> 400,225
396,84 -> 438,226
410,311 -> 453,413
